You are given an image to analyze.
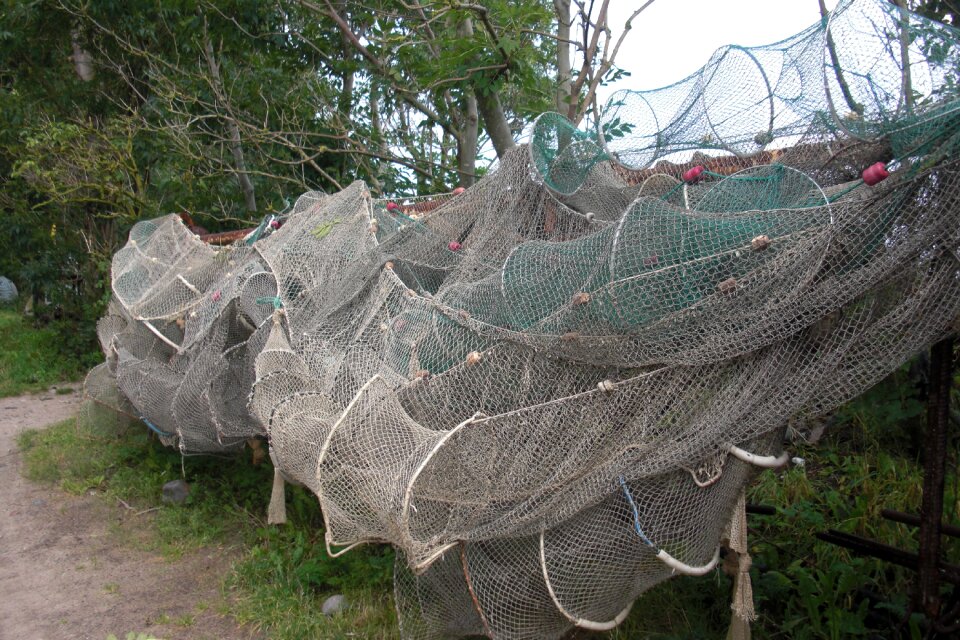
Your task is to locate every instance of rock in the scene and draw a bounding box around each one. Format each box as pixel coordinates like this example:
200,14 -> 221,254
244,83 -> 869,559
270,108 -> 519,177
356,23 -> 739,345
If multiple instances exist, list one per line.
161,479 -> 190,504
321,594 -> 347,616
0,276 -> 17,303
31,498 -> 46,507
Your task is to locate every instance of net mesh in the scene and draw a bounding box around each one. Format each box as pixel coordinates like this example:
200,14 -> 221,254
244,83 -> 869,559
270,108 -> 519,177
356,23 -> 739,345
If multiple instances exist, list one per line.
82,1 -> 960,636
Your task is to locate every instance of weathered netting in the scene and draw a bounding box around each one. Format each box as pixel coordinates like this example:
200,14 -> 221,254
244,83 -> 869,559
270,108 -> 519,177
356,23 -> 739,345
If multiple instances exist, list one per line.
82,1 -> 960,636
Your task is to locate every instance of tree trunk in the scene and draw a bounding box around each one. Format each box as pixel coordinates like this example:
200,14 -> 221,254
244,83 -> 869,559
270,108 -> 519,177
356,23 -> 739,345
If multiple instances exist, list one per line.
458,16 -> 515,159
819,0 -> 862,116
368,82 -> 384,193
339,25 -> 356,185
476,91 -> 516,158
202,30 -> 257,213
554,0 -> 572,114
457,19 -> 480,186
70,30 -> 95,82
894,0 -> 914,112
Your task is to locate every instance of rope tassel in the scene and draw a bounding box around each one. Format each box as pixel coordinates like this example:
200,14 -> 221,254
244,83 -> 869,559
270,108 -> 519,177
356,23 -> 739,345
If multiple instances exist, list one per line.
725,491 -> 756,640
268,466 -> 287,525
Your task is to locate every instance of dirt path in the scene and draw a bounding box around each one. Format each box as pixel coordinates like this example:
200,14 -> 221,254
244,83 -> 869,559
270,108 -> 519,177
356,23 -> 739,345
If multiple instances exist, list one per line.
0,388 -> 256,640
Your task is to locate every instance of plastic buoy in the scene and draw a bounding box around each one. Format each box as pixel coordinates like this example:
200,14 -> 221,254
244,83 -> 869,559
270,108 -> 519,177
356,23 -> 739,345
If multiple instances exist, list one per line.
862,162 -> 889,186
448,241 -> 462,251
212,290 -> 222,302
269,219 -> 281,229
452,187 -> 466,195
386,202 -> 400,212
683,165 -> 705,183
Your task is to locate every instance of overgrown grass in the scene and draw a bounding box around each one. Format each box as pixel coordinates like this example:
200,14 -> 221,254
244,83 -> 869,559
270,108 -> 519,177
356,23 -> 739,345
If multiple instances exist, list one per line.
0,307 -> 87,396
17,418 -> 400,638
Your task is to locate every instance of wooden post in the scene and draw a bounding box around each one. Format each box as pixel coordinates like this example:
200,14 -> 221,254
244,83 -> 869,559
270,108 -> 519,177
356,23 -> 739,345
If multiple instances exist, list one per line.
917,337 -> 954,619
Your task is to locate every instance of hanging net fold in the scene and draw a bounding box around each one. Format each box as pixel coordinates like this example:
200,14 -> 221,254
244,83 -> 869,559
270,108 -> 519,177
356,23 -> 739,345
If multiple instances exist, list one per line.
83,1 -> 960,636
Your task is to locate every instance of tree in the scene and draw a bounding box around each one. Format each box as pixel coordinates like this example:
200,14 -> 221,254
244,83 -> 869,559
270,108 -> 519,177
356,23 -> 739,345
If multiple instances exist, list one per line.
554,0 -> 656,126
0,0 -> 653,362
310,0 -> 555,187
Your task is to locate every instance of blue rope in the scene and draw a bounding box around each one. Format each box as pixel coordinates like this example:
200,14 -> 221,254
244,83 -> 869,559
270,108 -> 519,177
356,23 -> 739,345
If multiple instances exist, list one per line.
619,476 -> 657,549
141,416 -> 175,438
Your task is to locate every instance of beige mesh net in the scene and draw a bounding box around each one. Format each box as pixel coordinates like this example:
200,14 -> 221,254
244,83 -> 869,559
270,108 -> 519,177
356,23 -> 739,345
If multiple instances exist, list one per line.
82,0 -> 960,636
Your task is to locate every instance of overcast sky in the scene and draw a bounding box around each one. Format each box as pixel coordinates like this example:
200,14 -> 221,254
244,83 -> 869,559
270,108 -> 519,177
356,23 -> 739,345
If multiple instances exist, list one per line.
599,0 -> 840,100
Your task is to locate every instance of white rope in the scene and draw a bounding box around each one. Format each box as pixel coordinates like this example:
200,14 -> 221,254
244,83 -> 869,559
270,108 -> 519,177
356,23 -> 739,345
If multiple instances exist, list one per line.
656,546 -> 721,576
539,530 -> 634,630
727,444 -> 790,468
137,317 -> 182,352
176,274 -> 201,294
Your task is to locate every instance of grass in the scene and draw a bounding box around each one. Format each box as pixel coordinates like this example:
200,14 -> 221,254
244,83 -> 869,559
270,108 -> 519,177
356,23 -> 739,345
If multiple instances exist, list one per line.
0,307 -> 87,396
17,416 -> 401,639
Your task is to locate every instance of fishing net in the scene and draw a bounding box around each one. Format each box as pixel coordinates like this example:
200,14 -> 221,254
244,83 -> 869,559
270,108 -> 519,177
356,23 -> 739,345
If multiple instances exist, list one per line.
83,0 -> 960,637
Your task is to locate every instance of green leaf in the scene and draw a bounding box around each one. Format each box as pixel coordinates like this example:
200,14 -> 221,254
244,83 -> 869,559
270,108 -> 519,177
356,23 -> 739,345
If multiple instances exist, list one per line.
310,218 -> 342,240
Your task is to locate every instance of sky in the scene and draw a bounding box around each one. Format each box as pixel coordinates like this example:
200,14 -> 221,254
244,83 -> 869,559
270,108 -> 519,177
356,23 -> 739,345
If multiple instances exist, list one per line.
510,0 -> 842,154
599,0 -> 840,101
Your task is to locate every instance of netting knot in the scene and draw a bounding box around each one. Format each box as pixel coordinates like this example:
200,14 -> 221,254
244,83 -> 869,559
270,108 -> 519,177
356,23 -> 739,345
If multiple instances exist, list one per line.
571,292 -> 591,306
751,235 -> 771,251
717,278 -> 738,294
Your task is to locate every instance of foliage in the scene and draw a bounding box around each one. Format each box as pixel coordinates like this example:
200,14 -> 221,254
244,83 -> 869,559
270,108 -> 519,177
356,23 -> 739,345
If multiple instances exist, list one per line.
0,308 -> 87,396
0,0 -> 561,362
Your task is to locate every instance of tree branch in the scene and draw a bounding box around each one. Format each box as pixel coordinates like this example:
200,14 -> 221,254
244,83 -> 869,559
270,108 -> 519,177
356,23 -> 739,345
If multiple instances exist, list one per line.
311,0 -> 462,145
